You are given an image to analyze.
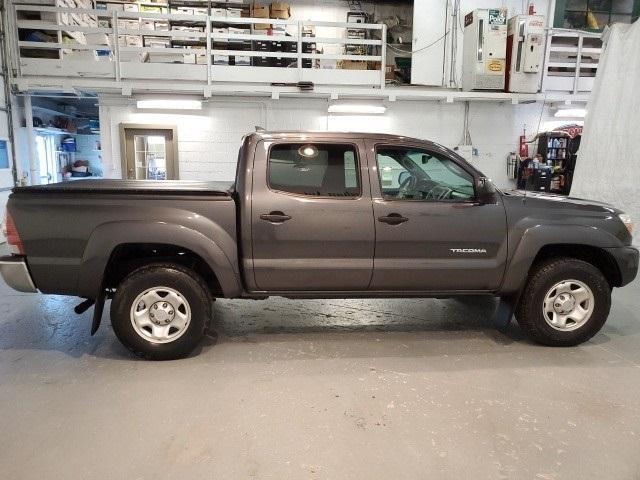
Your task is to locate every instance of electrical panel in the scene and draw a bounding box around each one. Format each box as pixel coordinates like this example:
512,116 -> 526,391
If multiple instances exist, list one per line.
462,8 -> 508,91
505,15 -> 546,93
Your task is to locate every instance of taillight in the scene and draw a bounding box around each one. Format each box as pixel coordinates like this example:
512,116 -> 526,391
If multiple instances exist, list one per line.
2,210 -> 25,255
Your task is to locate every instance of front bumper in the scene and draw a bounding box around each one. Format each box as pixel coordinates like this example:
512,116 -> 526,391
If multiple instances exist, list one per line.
0,255 -> 37,293
604,246 -> 639,287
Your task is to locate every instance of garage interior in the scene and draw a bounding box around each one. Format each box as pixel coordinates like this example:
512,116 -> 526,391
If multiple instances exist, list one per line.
1,0 -> 639,478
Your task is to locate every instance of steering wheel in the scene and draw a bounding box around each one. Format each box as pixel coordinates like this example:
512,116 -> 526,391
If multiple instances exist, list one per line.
425,185 -> 453,200
397,174 -> 418,198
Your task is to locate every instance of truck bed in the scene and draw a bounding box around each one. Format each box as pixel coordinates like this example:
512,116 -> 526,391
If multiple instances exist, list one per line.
12,179 -> 235,196
8,179 -> 239,297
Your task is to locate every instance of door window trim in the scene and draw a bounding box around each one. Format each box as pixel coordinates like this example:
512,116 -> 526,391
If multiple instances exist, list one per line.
373,143 -> 478,203
266,141 -> 364,200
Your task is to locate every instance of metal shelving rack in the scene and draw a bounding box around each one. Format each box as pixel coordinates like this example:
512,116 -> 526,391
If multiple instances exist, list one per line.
541,29 -> 602,94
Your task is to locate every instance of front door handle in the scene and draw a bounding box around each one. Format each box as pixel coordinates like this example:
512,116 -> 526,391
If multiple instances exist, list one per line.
260,211 -> 292,223
378,213 -> 409,225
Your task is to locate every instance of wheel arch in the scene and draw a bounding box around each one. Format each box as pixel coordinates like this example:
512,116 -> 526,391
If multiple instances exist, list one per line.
77,221 -> 242,298
501,224 -> 624,295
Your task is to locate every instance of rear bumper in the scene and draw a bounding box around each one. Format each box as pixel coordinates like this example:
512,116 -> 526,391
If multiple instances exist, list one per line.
0,256 -> 37,293
605,246 -> 639,287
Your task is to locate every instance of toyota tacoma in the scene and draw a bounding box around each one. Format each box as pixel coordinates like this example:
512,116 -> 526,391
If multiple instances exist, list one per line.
1,132 -> 637,359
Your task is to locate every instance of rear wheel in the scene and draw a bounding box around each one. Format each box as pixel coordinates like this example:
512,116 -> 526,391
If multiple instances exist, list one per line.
111,264 -> 211,360
515,258 -> 611,346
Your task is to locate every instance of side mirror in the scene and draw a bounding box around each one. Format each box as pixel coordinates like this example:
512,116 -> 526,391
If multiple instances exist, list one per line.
398,171 -> 410,185
476,177 -> 497,204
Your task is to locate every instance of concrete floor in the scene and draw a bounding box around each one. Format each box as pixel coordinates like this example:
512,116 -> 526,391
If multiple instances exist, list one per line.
1,279 -> 640,479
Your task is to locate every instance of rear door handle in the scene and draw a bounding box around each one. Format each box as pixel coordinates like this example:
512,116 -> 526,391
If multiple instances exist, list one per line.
378,213 -> 409,225
260,211 -> 292,223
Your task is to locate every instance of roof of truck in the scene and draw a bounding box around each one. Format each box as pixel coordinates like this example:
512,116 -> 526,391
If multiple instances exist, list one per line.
249,131 -> 428,143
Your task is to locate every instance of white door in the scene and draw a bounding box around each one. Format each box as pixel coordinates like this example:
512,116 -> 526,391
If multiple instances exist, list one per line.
411,0 -> 448,86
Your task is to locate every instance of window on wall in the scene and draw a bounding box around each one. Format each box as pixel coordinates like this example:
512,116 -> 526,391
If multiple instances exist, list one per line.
268,143 -> 360,197
555,0 -> 639,30
0,140 -> 9,169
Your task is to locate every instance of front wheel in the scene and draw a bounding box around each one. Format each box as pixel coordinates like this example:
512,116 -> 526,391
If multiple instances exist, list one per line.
111,264 -> 211,360
515,258 -> 611,346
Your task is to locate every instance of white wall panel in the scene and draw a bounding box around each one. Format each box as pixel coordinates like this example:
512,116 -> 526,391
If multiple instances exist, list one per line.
100,95 -> 552,188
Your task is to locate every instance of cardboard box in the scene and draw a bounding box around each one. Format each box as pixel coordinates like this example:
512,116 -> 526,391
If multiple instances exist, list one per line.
212,8 -> 227,17
196,53 -> 208,64
120,50 -> 145,62
123,3 -> 138,11
340,60 -> 367,70
226,7 -> 242,17
213,55 -> 229,65
105,2 -> 123,11
228,26 -> 249,35
385,64 -> 395,80
252,56 -> 270,67
154,21 -> 169,30
252,4 -> 271,29
85,33 -> 110,45
147,51 -> 182,63
140,5 -> 164,12
118,34 -> 143,47
171,7 -> 193,14
270,2 -> 290,19
234,55 -> 250,66
319,58 -> 337,69
117,19 -> 140,30
143,36 -> 171,48
252,5 -> 269,17
183,53 -> 196,64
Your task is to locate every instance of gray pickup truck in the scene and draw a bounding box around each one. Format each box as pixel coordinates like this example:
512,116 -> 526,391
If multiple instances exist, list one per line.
1,132 -> 637,359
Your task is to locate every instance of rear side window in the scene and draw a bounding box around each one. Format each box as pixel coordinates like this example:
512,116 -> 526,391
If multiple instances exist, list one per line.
268,143 -> 360,197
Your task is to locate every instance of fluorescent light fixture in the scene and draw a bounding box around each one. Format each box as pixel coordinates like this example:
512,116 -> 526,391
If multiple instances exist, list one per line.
554,108 -> 587,118
328,104 -> 386,114
136,99 -> 202,110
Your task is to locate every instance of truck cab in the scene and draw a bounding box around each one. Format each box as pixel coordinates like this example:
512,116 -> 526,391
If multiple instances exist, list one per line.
239,132 -> 507,294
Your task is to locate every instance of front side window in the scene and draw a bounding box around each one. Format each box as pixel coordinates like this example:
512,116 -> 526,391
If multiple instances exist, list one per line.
377,146 -> 475,201
268,143 -> 360,197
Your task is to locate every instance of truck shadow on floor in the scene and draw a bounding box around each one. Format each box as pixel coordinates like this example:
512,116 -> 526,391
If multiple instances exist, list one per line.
212,296 -> 505,337
1,291 -> 637,362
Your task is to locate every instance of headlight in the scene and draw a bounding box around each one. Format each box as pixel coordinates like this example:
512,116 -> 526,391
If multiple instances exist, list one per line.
619,213 -> 634,236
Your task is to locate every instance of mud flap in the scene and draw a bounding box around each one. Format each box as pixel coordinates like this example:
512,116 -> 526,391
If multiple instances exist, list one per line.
91,289 -> 107,336
492,294 -> 518,331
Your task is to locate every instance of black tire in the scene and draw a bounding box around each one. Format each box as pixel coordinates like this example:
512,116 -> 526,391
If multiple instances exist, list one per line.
515,258 -> 611,346
111,263 -> 211,360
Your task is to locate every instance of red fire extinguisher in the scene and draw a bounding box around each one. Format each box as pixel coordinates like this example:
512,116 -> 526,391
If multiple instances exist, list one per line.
519,135 -> 529,158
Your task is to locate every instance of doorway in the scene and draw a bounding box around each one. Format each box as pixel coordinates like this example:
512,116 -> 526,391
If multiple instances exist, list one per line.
120,124 -> 179,180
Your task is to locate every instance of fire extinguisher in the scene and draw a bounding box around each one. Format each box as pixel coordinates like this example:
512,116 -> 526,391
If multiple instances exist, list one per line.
519,135 -> 529,158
